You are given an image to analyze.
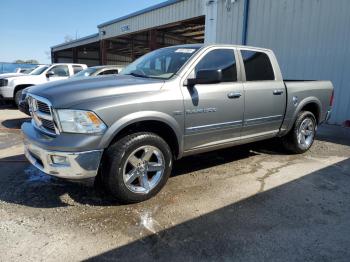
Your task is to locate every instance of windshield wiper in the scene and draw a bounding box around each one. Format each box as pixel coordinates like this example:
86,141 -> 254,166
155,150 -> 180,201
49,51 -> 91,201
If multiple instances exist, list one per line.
125,72 -> 149,78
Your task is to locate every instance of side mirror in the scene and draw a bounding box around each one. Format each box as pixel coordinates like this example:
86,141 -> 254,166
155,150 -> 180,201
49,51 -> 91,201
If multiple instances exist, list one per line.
46,71 -> 55,78
186,69 -> 222,87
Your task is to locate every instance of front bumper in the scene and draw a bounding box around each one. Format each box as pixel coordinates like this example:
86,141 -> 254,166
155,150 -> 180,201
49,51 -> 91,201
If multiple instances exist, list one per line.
0,86 -> 13,99
24,139 -> 103,179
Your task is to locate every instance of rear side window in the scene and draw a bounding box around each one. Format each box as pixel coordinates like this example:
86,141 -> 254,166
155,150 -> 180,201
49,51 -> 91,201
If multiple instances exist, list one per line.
241,50 -> 275,81
73,65 -> 83,74
195,49 -> 237,82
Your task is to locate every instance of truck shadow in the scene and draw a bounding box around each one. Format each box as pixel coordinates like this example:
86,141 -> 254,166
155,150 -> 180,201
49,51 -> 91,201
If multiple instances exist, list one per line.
1,117 -> 31,129
0,140 -> 281,208
0,129 -> 343,209
316,124 -> 350,147
85,158 -> 350,261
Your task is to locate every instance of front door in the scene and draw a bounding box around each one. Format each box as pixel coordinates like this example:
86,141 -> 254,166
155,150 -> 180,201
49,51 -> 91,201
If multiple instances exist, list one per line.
182,48 -> 244,151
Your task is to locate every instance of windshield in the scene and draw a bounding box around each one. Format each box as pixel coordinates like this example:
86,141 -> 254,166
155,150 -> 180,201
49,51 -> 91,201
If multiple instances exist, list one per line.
120,46 -> 200,79
30,66 -> 49,75
72,68 -> 98,78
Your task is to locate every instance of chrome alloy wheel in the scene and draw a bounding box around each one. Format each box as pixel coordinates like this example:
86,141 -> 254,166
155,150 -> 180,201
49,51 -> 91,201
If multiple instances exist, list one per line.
122,145 -> 165,194
297,118 -> 315,149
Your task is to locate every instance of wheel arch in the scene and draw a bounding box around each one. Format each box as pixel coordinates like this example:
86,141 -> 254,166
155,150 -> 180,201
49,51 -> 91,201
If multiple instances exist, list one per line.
13,84 -> 34,99
100,111 -> 183,159
284,97 -> 322,135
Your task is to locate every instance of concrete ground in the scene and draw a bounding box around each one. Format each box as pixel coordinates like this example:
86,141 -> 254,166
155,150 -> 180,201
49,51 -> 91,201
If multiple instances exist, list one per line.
0,105 -> 349,262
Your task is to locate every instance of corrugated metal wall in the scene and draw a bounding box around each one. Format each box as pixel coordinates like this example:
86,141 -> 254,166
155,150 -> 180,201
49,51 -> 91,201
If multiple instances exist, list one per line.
215,0 -> 350,124
216,0 -> 245,44
100,0 -> 205,39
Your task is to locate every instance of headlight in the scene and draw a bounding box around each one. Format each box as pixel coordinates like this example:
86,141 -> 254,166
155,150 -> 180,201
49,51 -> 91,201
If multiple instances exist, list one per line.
56,109 -> 107,134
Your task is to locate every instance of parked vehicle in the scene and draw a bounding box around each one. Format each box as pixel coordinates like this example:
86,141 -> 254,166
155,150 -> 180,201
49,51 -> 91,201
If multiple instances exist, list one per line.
19,65 -> 120,115
22,44 -> 333,203
72,66 -> 122,78
15,67 -> 36,74
0,63 -> 87,105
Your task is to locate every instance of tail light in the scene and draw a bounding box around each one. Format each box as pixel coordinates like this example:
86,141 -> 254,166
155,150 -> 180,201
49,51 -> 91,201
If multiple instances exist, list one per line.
329,90 -> 334,107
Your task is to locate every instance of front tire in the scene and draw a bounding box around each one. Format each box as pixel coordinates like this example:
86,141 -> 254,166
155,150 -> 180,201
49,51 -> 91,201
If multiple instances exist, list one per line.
282,111 -> 317,154
101,132 -> 173,203
14,90 -> 22,106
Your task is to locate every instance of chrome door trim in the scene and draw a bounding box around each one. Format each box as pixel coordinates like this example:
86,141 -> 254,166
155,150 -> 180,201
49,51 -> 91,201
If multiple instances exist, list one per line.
244,115 -> 283,126
186,120 -> 243,134
183,129 -> 279,156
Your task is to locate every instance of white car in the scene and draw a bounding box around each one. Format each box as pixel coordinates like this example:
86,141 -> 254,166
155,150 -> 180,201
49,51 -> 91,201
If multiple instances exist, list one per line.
0,63 -> 87,105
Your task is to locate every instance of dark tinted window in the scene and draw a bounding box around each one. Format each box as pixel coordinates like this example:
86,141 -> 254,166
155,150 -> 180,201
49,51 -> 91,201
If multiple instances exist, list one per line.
50,65 -> 69,77
241,50 -> 274,81
195,49 -> 237,82
99,69 -> 118,75
73,65 -> 83,74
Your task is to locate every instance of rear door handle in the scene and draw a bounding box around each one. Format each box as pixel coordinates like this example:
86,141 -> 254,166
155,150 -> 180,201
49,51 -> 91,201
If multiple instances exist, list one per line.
227,92 -> 242,99
273,90 -> 284,95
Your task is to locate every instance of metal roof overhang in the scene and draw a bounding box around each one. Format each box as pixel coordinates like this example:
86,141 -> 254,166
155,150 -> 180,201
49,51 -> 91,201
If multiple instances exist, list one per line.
51,33 -> 100,52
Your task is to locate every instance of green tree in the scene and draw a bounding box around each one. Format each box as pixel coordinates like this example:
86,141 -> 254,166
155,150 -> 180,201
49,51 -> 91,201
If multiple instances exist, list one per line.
25,59 -> 39,64
14,59 -> 39,64
14,59 -> 25,64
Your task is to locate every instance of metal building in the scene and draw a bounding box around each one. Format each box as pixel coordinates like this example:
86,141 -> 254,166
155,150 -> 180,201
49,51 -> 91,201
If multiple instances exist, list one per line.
51,0 -> 350,125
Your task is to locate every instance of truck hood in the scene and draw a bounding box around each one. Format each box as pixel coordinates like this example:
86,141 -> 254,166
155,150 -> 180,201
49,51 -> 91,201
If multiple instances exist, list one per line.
7,74 -> 42,83
0,73 -> 25,79
28,75 -> 165,108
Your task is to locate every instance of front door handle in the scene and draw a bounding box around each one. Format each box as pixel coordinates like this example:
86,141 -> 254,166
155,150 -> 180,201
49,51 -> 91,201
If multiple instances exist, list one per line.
227,92 -> 242,99
273,90 -> 284,95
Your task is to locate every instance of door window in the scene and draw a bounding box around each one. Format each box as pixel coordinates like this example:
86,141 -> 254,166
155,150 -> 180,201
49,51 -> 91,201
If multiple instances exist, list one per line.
241,50 -> 275,81
195,49 -> 237,82
73,65 -> 83,74
50,65 -> 69,77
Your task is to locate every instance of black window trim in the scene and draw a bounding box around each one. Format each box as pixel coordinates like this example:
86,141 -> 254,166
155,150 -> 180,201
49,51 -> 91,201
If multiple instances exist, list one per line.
238,48 -> 277,82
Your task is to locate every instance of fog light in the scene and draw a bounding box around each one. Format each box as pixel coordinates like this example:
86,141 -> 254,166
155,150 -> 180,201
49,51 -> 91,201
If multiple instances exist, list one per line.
51,155 -> 69,165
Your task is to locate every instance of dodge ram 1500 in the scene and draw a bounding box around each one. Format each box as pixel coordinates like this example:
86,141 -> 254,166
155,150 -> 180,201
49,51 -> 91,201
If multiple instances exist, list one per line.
21,44 -> 333,203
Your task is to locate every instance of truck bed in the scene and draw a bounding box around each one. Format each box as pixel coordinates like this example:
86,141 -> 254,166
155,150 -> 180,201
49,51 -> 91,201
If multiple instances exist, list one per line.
280,80 -> 333,135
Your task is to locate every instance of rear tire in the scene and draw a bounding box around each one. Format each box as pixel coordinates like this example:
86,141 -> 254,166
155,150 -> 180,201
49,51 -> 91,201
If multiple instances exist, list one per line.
282,111 -> 317,154
100,132 -> 173,203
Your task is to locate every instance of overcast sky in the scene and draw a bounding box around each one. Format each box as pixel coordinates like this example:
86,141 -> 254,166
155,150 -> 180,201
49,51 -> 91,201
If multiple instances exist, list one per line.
0,0 -> 164,64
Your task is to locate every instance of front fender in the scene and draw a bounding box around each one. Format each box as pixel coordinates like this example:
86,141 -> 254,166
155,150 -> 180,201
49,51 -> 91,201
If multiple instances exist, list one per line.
98,111 -> 183,155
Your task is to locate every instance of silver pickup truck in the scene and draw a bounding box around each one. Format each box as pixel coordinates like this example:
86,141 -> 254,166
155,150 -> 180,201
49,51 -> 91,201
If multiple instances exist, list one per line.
22,44 -> 333,203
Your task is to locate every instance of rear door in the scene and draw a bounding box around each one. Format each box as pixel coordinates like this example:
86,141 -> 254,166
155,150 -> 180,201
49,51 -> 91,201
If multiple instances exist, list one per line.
239,49 -> 286,137
182,47 -> 244,150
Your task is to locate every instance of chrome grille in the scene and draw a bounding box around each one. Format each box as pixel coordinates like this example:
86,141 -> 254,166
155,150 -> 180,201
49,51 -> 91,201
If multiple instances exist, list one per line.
37,100 -> 51,114
28,95 -> 57,136
41,118 -> 55,132
0,79 -> 8,87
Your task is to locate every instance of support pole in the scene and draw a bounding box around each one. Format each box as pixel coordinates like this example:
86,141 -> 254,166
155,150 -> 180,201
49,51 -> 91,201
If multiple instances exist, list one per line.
100,40 -> 107,65
242,0 -> 250,45
149,29 -> 158,51
72,47 -> 77,63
